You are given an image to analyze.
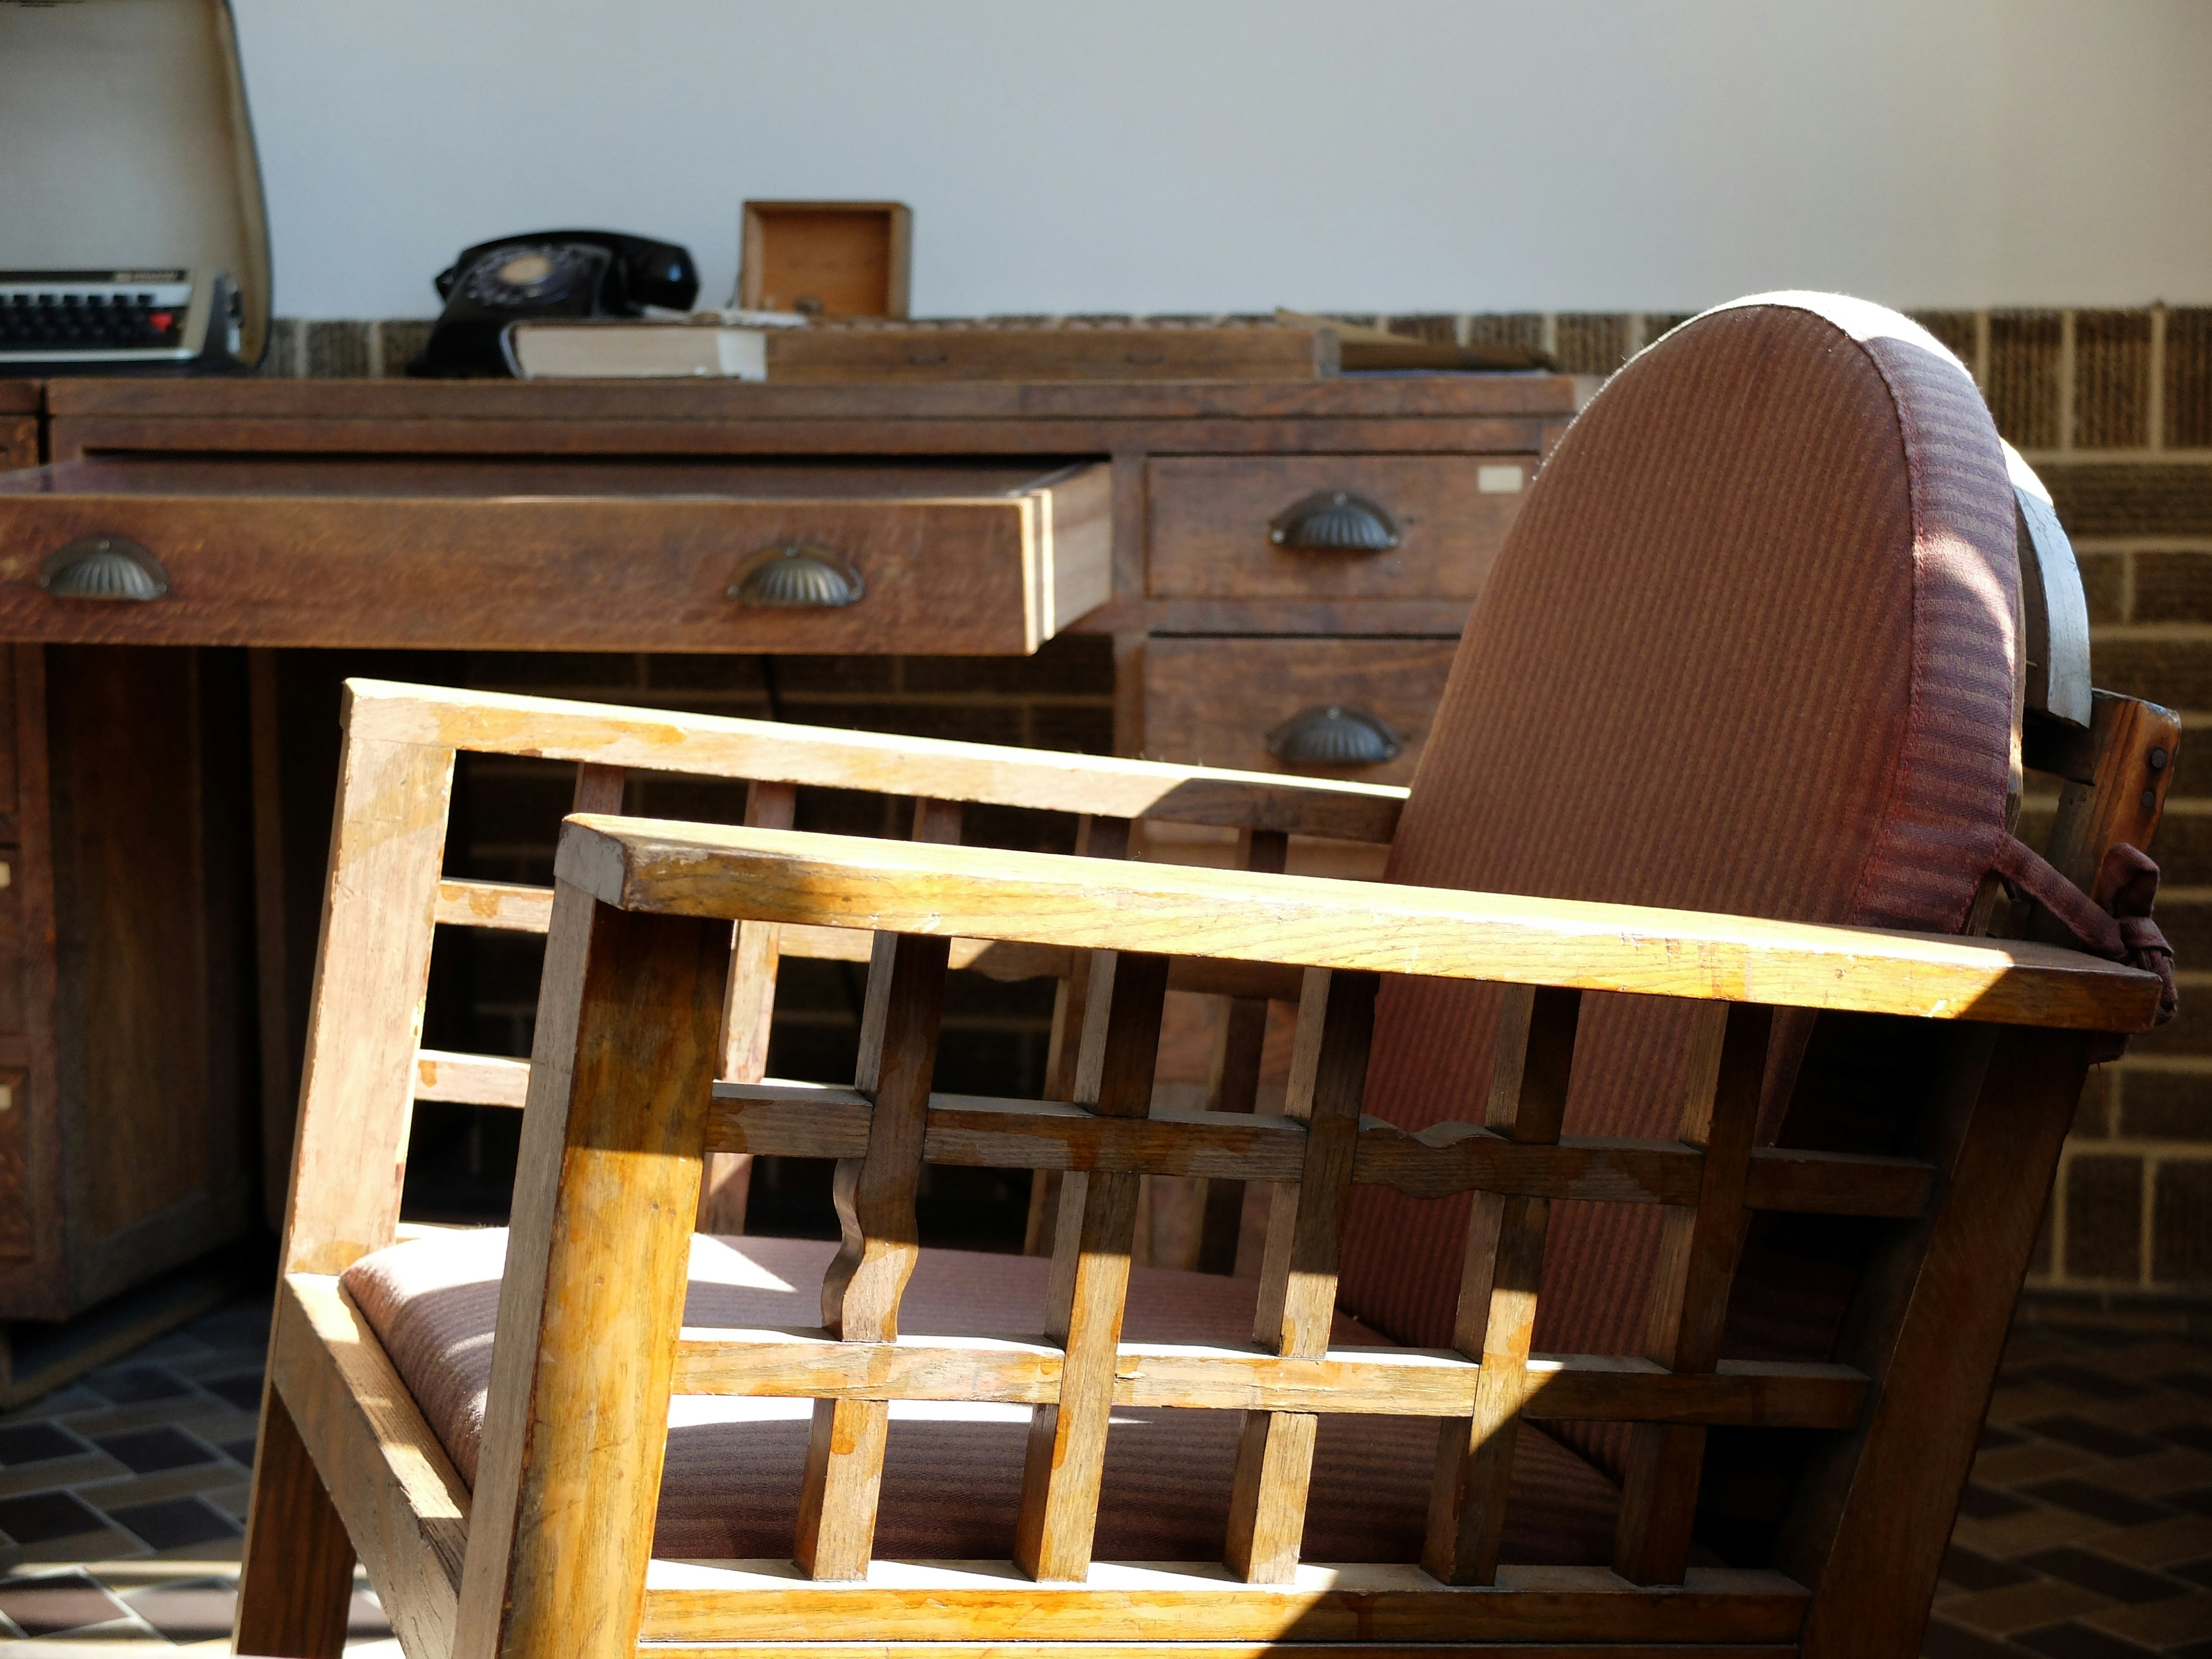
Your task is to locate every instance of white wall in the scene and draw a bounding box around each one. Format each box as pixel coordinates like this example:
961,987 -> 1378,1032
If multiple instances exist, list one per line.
230,0 -> 2212,320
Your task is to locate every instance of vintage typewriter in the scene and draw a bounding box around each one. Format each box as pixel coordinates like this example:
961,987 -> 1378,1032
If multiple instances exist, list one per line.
0,268 -> 248,373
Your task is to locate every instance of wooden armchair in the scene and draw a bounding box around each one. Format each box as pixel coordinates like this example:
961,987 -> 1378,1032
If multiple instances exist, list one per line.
236,293 -> 2179,1659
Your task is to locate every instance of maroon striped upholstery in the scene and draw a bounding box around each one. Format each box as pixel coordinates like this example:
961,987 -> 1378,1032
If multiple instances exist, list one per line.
344,1230 -> 1623,1563
1335,295 -> 2020,1479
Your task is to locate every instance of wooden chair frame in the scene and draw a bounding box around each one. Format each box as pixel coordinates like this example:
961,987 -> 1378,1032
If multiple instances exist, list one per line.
236,646 -> 2173,1659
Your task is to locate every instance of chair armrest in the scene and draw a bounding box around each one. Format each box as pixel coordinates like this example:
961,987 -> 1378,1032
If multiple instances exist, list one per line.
555,818 -> 2161,1033
342,677 -> 1406,843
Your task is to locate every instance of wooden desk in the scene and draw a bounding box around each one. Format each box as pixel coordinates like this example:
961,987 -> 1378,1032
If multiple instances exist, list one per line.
0,374 -> 1573,1339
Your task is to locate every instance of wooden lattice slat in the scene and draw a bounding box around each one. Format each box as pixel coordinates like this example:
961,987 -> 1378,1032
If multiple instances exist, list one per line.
1224,967 -> 1378,1581
1025,815 -> 1132,1255
701,777 -> 800,1233
1424,984 -> 1581,1585
1014,945 -> 1171,1581
1197,828 -> 1291,1273
1613,1001 -> 1772,1584
668,1330 -> 1868,1425
793,923 -> 952,1580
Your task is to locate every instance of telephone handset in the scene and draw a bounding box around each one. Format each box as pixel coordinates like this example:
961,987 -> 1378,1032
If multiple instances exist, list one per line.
407,230 -> 699,378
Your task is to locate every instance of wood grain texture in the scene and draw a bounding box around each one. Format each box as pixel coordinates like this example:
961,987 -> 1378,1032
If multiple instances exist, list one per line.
454,891 -> 730,1659
2043,691 -> 2182,893
1147,455 -> 1530,601
1426,986 -> 1580,1585
702,1082 -> 1934,1219
234,1368 -> 354,1658
668,1327 -> 1868,1426
0,464 -> 1110,655
635,1560 -> 1807,1645
556,820 -> 2162,1032
280,732 -> 454,1275
43,372 -> 1577,424
257,1274 -> 470,1659
1030,817 -> 1131,1255
1143,637 -> 1459,787
765,325 -> 1337,384
0,647 -> 63,1316
1199,830 -> 1290,1275
703,777 -> 798,1235
354,681 -> 1406,844
1228,968 -> 1377,1581
798,930 -> 952,1580
620,1645 -> 1797,1659
1016,949 -> 1171,1582
1612,1003 -> 1770,1586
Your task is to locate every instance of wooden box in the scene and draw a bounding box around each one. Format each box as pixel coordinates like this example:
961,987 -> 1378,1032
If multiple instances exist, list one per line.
738,201 -> 912,319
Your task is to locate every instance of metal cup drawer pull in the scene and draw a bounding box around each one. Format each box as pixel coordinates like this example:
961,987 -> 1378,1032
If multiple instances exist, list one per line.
728,541 -> 866,608
1266,703 -> 1403,766
39,535 -> 171,601
1268,490 -> 1401,552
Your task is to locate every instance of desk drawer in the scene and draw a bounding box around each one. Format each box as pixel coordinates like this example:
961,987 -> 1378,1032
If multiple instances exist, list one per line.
1146,454 -> 1530,601
0,458 -> 1111,655
1143,637 -> 1457,787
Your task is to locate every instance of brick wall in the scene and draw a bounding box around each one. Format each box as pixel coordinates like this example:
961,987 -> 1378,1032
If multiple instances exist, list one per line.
278,305 -> 2212,1298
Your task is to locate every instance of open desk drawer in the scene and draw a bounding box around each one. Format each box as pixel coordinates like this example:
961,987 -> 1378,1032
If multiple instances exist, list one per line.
0,457 -> 1111,654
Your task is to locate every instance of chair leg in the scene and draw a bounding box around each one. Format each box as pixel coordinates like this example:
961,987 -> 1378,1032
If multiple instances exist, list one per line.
236,1384 -> 355,1658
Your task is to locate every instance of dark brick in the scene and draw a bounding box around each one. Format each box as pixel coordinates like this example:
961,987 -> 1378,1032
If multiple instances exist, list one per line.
2179,1484 -> 2212,1516
1554,315 -> 1632,376
2046,463 -> 2212,538
0,1488 -> 109,1544
2118,1071 -> 2212,1140
1980,1423 -> 2027,1450
2156,900 -> 2212,972
2174,1555 -> 2212,1588
373,319 -> 433,378
303,319 -> 371,378
1025,703 -> 1115,755
1382,313 -> 1460,344
2023,1476 -> 2173,1525
2084,638 -> 2212,714
256,316 -> 304,377
2168,309 -> 2212,449
0,1421 -> 89,1464
2076,550 -> 2127,624
103,1494 -> 241,1551
1465,313 -> 1544,351
2075,1069 -> 2112,1138
2032,1185 -> 2056,1275
2066,1156 -> 2144,1279
759,654 -> 902,696
2075,311 -> 2153,449
1911,311 -> 1980,374
1989,311 -> 2064,449
2122,811 -> 2212,888
90,1426 -> 218,1474
0,1570 -> 130,1636
464,651 -> 647,693
2024,1414 -> 2167,1458
641,653 -> 771,696
2153,1160 -> 2212,1283
2132,552 -> 2212,624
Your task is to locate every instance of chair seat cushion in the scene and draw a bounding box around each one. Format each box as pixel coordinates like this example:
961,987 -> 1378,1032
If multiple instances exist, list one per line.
342,1229 -> 1622,1565
1337,295 -> 2022,1480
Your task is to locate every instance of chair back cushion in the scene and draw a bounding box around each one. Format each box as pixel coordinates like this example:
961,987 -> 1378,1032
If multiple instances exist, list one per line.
1336,294 -> 2020,1476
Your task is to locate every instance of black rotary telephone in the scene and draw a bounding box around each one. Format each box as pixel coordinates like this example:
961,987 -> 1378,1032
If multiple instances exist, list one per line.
407,230 -> 699,377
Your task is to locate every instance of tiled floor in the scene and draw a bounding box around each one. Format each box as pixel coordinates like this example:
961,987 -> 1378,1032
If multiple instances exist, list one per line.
0,1296 -> 2205,1654
0,1301 -> 392,1654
